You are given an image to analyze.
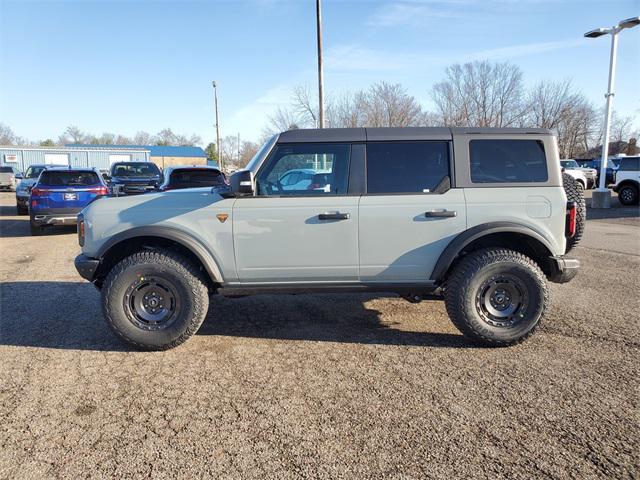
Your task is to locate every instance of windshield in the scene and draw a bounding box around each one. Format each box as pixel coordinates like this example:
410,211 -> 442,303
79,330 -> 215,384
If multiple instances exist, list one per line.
39,171 -> 101,187
561,160 -> 579,169
111,162 -> 160,177
25,166 -> 46,178
245,134 -> 278,172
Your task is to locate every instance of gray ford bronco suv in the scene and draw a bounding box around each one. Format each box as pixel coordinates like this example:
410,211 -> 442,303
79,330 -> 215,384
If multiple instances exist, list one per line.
75,127 -> 583,350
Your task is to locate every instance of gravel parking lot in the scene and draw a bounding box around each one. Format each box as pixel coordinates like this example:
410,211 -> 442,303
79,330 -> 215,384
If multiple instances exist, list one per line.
1,190 -> 638,479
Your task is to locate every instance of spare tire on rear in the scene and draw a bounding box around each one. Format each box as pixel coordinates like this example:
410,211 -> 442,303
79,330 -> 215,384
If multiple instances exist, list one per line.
563,172 -> 585,253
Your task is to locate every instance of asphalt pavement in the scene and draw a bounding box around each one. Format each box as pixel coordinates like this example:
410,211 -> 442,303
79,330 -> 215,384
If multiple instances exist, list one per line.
0,191 -> 638,479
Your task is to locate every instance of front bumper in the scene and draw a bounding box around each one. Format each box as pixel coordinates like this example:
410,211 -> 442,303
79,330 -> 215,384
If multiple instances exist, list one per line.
75,254 -> 100,281
548,256 -> 580,284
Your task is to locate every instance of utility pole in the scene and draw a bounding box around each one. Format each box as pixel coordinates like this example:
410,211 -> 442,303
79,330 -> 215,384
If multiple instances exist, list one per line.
316,0 -> 325,128
212,81 -> 222,171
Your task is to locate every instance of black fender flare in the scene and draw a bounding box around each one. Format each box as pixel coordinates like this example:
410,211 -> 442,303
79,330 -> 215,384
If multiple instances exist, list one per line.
430,222 -> 555,282
96,226 -> 224,283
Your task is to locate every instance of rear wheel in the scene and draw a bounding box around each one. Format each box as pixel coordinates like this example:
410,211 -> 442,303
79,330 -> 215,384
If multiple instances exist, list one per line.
618,184 -> 639,206
563,172 -> 585,253
445,248 -> 549,347
102,249 -> 209,350
17,204 -> 28,215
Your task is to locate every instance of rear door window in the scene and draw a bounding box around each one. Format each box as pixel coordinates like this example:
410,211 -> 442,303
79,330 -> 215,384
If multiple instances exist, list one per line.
366,142 -> 450,194
39,171 -> 101,186
470,140 -> 548,183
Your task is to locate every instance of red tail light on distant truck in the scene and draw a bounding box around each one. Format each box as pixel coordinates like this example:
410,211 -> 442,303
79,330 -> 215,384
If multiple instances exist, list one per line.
566,202 -> 577,238
77,214 -> 85,247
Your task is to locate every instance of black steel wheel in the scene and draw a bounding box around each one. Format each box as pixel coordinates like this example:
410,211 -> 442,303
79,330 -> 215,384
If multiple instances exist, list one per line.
618,184 -> 639,206
445,248 -> 549,347
102,250 -> 209,350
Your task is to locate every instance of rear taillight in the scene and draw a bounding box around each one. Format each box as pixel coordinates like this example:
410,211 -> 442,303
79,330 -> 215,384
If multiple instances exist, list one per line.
31,187 -> 43,196
88,186 -> 108,195
566,202 -> 577,238
78,214 -> 85,246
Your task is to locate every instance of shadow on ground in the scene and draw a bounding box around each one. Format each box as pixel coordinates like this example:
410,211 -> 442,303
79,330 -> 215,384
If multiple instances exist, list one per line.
0,281 -> 468,351
0,219 -> 77,238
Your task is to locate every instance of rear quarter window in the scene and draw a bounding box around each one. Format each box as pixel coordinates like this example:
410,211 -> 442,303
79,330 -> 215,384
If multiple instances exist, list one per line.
39,171 -> 101,186
470,140 -> 548,183
618,157 -> 640,171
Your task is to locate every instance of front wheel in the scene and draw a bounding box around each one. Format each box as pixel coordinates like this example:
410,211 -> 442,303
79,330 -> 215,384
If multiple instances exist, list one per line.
445,248 -> 549,347
102,250 -> 210,350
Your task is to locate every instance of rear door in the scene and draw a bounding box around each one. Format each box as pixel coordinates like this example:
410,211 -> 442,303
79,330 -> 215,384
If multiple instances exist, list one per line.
358,141 -> 467,283
233,142 -> 359,283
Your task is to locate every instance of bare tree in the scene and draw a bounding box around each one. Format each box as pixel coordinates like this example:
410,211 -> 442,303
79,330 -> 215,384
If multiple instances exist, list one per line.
610,112 -> 634,143
431,61 -> 526,127
265,106 -> 305,135
0,123 -> 26,145
133,131 -> 154,145
526,80 -> 597,158
358,82 -> 424,127
237,141 -> 260,168
64,125 -> 86,144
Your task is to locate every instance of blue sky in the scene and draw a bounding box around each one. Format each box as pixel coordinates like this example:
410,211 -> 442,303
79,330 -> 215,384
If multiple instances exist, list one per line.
1,0 -> 638,145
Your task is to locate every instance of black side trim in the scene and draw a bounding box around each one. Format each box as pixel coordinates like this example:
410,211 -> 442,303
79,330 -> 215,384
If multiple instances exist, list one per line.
430,222 -> 555,282
95,226 -> 223,283
218,282 -> 441,297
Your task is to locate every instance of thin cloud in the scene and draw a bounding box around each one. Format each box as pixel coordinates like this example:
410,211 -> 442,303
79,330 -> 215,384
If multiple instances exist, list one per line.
326,39 -> 587,73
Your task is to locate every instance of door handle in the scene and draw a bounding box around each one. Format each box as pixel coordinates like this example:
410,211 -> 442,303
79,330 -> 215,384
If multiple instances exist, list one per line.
318,212 -> 350,220
424,209 -> 457,218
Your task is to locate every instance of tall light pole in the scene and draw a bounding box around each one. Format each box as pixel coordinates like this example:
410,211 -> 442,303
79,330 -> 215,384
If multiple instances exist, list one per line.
585,16 -> 640,208
316,0 -> 325,128
212,81 -> 222,171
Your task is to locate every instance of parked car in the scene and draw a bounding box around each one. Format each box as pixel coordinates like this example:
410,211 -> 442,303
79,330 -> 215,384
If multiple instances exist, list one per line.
612,156 -> 640,205
560,159 -> 597,189
15,164 -> 67,215
158,165 -> 230,193
575,158 -> 619,186
0,166 -> 17,191
75,127 -> 582,350
108,162 -> 162,195
560,162 -> 587,190
29,167 -> 108,235
278,168 -> 331,191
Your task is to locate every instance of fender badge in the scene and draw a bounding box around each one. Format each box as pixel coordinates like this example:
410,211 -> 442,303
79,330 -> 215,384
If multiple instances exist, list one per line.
216,213 -> 229,223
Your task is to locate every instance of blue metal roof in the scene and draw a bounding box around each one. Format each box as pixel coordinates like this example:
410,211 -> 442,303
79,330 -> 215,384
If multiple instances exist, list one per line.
67,144 -> 207,158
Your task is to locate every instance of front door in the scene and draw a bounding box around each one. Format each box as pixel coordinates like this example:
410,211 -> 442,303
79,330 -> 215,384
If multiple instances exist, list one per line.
233,142 -> 359,283
358,141 -> 467,283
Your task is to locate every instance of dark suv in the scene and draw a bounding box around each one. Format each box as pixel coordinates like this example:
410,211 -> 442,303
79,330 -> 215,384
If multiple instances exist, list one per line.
108,162 -> 162,195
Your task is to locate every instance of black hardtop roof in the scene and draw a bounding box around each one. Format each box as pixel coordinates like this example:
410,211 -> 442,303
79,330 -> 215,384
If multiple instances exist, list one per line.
277,127 -> 553,143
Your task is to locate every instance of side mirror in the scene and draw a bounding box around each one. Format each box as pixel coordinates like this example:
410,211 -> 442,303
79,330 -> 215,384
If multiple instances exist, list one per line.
15,173 -> 23,179
230,170 -> 254,196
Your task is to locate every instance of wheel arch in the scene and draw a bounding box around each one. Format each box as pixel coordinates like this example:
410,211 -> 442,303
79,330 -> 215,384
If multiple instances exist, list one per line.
93,227 -> 223,288
616,179 -> 639,191
431,222 -> 557,282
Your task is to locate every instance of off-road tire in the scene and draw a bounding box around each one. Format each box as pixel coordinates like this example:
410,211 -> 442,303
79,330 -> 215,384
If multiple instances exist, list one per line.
618,184 -> 639,206
563,172 -> 585,253
102,250 -> 209,350
445,248 -> 549,347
